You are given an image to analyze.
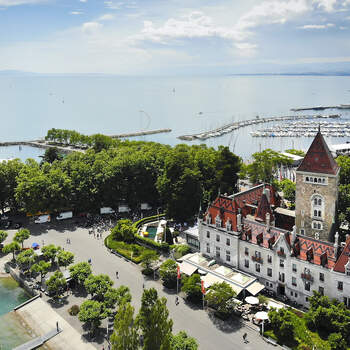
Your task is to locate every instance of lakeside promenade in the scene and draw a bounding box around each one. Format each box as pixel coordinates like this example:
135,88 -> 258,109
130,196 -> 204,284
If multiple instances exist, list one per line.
1,223 -> 274,350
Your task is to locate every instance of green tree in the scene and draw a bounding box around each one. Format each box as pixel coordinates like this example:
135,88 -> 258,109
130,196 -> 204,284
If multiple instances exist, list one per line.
328,333 -> 347,350
0,230 -> 8,244
110,301 -> 139,350
137,288 -> 173,350
69,262 -> 92,286
163,227 -> 173,245
78,300 -> 108,336
16,248 -> 35,271
170,331 -> 198,350
111,219 -> 136,242
46,271 -> 67,298
91,133 -> 115,152
30,260 -> 51,284
268,308 -> 295,343
279,179 -> 296,208
159,259 -> 178,289
41,147 -> 63,164
57,250 -> 74,269
181,274 -> 202,303
84,274 -> 114,300
2,241 -> 20,260
104,285 -> 132,310
205,282 -> 236,315
141,250 -> 158,271
42,244 -> 61,265
285,149 -> 305,157
14,228 -> 30,249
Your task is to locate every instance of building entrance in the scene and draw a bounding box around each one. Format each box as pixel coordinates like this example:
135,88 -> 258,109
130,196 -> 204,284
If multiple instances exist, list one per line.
277,284 -> 285,296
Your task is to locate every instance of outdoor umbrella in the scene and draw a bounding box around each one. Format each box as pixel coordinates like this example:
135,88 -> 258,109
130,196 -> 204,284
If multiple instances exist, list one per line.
31,242 -> 39,249
245,296 -> 259,305
255,311 -> 269,320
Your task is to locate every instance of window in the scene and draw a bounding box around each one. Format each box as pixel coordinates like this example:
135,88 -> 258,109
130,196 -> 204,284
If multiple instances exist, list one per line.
226,238 -> 230,246
319,273 -> 324,282
255,251 -> 261,258
216,234 -> 220,242
244,259 -> 249,268
280,259 -> 284,268
215,215 -> 221,228
206,243 -> 210,254
338,281 -> 343,291
313,221 -> 323,230
305,282 -> 310,291
206,231 -> 210,238
279,272 -> 285,283
319,287 -> 324,296
312,195 -> 323,219
292,264 -> 297,273
300,229 -> 305,235
267,268 -> 272,277
255,264 -> 260,273
292,277 -> 297,286
216,246 -> 220,258
306,297 -> 309,302
245,247 -> 249,256
226,250 -> 230,262
267,255 -> 272,263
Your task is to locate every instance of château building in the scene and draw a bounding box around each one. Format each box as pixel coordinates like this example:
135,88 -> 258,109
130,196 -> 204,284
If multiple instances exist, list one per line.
198,130 -> 350,307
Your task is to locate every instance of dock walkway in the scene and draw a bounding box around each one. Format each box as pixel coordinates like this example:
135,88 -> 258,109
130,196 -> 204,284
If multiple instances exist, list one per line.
13,327 -> 62,350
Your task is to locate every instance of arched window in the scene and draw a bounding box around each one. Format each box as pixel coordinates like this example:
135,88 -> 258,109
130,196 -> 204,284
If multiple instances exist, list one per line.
318,178 -> 322,183
306,177 -> 309,182
312,194 -> 323,220
314,178 -> 317,183
318,198 -> 322,206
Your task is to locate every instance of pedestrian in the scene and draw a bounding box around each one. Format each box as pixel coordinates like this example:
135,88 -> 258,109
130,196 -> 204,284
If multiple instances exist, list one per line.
142,282 -> 145,289
175,296 -> 179,305
116,271 -> 119,279
42,239 -> 45,246
93,231 -> 96,238
243,333 -> 247,342
56,321 -> 59,332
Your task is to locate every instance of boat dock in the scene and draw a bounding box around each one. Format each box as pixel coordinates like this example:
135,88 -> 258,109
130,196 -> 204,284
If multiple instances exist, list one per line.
251,120 -> 350,137
291,104 -> 350,112
110,128 -> 172,138
178,114 -> 340,141
13,327 -> 62,350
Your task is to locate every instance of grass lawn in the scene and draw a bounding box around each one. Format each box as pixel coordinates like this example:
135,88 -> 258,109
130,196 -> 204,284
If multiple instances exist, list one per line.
105,234 -> 158,264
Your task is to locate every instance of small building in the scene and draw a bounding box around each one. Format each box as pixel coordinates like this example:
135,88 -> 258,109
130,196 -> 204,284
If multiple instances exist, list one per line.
184,226 -> 200,251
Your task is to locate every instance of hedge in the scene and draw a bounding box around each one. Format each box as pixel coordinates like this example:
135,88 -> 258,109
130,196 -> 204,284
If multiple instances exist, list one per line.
135,235 -> 169,253
133,214 -> 165,229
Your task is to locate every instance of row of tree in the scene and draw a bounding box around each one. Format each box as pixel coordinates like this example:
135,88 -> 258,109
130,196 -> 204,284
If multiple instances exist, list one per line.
0,136 -> 241,222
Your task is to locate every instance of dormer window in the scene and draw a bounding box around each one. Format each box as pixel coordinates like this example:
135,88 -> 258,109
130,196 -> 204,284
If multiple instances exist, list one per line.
215,215 -> 222,228
226,220 -> 232,231
206,214 -> 211,224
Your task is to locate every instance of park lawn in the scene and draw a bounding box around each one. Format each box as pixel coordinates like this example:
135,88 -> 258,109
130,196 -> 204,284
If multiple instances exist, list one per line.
105,235 -> 158,264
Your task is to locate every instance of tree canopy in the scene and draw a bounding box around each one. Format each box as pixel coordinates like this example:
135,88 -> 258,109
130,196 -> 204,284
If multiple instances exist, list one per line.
84,274 -> 114,299
69,262 -> 92,286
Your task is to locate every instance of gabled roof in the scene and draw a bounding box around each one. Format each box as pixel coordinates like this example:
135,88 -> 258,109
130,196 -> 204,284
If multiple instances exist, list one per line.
333,237 -> 350,273
255,192 -> 273,222
297,131 -> 339,175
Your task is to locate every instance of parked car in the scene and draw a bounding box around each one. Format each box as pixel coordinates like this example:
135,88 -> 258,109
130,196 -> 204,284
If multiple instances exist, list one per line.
56,211 -> 73,220
34,215 -> 51,224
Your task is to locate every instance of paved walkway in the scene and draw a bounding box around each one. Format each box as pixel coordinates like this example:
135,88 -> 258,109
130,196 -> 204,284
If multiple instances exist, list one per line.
2,222 -> 274,350
16,298 -> 96,350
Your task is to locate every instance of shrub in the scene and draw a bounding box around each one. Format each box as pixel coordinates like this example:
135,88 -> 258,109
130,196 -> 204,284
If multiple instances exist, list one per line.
159,259 -> 178,289
133,214 -> 165,229
182,274 -> 202,303
174,244 -> 191,259
68,305 -> 80,316
135,235 -> 169,252
142,267 -> 153,276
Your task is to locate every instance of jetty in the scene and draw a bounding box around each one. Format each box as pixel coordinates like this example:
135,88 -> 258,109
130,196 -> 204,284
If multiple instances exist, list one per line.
291,104 -> 350,112
13,327 -> 62,350
178,114 -> 340,141
110,128 -> 172,138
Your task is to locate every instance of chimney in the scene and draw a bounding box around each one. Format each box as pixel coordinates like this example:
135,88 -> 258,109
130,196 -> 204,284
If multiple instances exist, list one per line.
266,212 -> 270,232
291,225 -> 297,245
237,210 -> 242,232
334,231 -> 339,256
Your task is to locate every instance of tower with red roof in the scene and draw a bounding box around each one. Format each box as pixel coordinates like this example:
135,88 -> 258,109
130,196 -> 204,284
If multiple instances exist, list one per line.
295,129 -> 339,242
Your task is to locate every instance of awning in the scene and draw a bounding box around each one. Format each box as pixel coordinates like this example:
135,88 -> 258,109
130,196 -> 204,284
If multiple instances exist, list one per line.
201,274 -> 223,288
179,261 -> 198,276
246,281 -> 265,296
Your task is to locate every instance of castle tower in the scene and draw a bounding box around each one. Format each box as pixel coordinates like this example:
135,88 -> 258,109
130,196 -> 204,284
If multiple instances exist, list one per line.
295,130 -> 339,242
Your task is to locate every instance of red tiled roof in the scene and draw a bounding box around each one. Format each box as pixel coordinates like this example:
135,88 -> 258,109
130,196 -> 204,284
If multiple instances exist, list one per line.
297,131 -> 339,175
255,193 -> 273,222
333,237 -> 350,273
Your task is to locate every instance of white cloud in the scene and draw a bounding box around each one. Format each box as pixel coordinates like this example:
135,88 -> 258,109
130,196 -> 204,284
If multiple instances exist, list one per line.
104,1 -> 123,10
70,11 -> 83,15
313,0 -> 337,12
79,0 -> 87,2
0,0 -> 46,6
299,22 -> 334,28
138,11 -> 246,44
81,22 -> 102,35
98,13 -> 115,21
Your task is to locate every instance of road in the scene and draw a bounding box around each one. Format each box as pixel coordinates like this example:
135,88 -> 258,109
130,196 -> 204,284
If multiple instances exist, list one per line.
4,221 -> 273,350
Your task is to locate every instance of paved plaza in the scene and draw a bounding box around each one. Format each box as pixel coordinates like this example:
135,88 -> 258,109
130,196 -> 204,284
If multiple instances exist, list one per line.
2,221 -> 274,350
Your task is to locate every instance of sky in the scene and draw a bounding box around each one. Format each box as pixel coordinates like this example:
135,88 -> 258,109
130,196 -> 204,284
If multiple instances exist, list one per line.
1,0 -> 350,74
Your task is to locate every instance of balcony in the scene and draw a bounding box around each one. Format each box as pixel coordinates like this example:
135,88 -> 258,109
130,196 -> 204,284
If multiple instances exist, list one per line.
301,273 -> 313,282
251,255 -> 263,264
277,250 -> 286,258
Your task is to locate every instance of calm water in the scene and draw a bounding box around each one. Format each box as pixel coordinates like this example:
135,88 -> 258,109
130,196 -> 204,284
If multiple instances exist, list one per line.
0,277 -> 33,349
1,75 -> 350,160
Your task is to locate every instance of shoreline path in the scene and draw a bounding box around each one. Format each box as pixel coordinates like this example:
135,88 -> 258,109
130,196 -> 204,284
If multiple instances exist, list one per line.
3,223 -> 273,350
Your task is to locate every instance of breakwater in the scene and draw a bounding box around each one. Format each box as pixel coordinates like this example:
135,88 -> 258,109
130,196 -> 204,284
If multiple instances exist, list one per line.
291,104 -> 350,112
178,114 -> 340,141
110,128 -> 172,138
0,141 -> 76,154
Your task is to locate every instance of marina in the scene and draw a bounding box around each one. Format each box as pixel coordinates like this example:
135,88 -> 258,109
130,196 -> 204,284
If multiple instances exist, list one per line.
178,114 -> 340,141
250,120 -> 350,137
291,104 -> 350,112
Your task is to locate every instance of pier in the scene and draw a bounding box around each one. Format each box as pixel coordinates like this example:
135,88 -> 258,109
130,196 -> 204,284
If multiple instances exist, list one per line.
178,114 -> 340,141
13,327 -> 62,350
110,128 -> 172,138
